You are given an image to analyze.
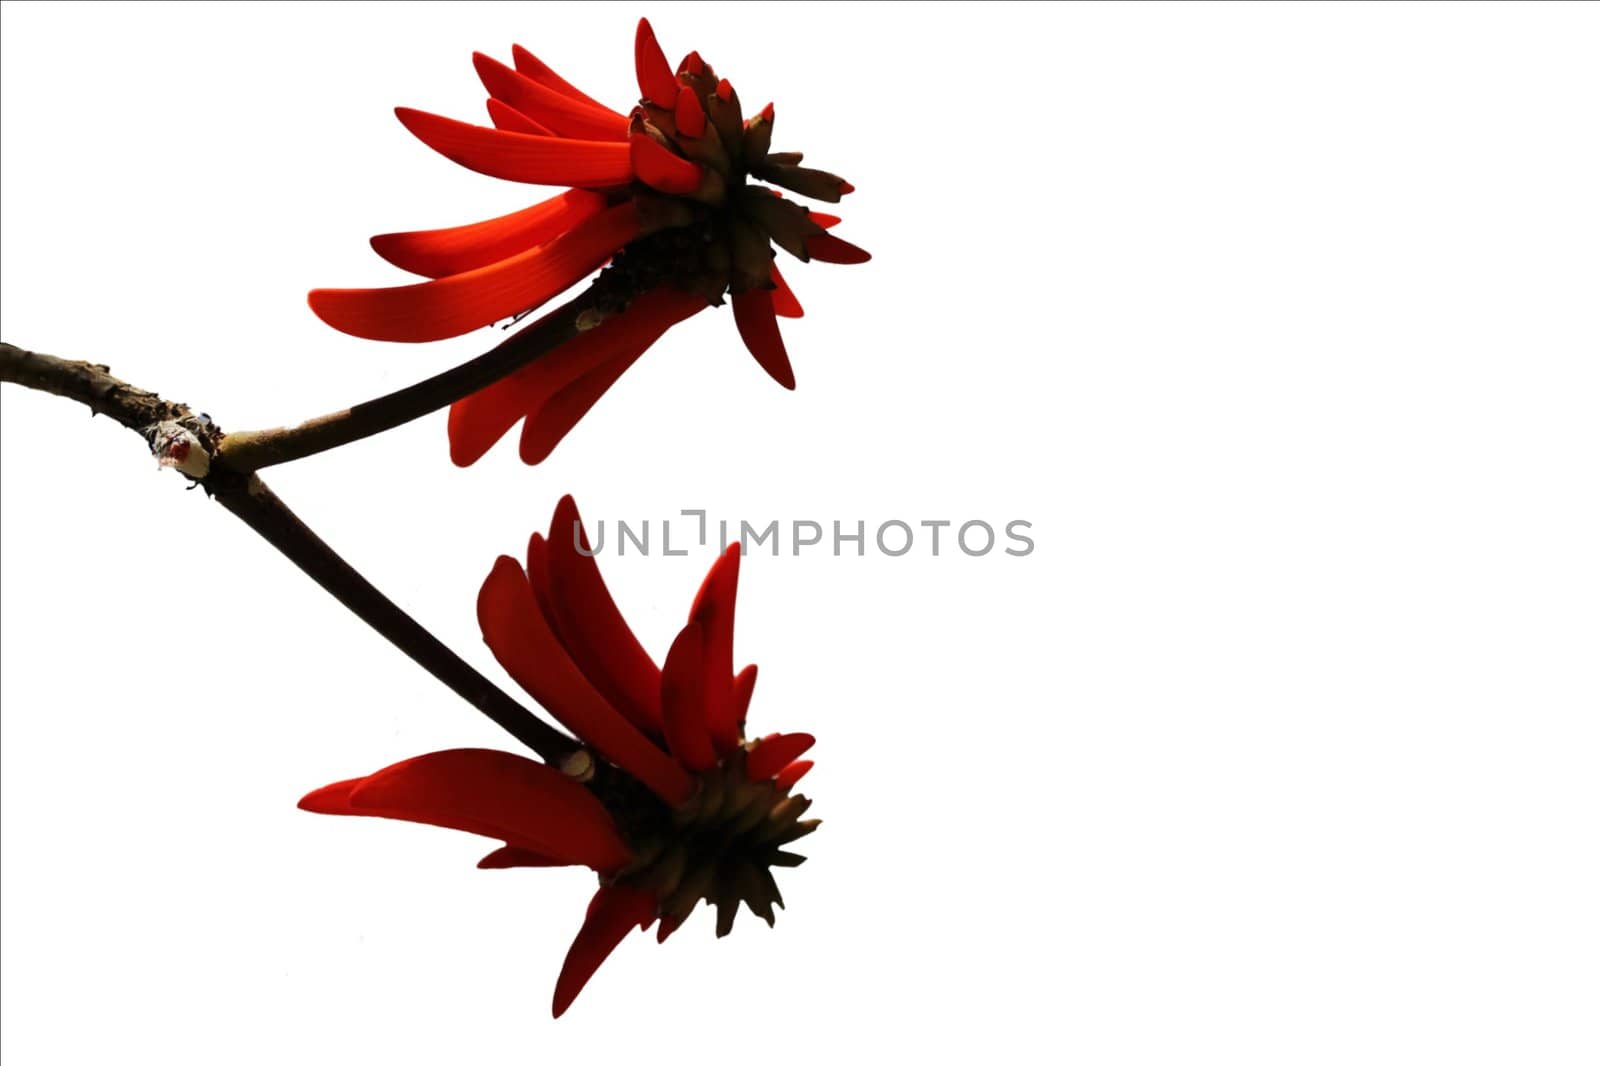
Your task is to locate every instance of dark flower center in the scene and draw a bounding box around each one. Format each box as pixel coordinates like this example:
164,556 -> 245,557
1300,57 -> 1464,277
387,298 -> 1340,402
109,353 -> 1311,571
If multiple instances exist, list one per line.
605,746 -> 818,936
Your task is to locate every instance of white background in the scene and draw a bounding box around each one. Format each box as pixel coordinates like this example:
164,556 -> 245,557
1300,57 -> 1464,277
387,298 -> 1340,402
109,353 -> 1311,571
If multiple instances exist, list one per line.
3,2 -> 1598,1062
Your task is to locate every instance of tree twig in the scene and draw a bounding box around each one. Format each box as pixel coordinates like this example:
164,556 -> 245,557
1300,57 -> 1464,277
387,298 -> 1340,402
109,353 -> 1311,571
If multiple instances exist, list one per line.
0,341 -> 577,763
215,299 -> 585,471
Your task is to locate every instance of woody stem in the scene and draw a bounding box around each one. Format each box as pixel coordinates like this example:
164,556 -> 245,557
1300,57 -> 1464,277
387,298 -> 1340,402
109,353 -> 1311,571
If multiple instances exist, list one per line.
214,298 -> 586,471
0,341 -> 578,763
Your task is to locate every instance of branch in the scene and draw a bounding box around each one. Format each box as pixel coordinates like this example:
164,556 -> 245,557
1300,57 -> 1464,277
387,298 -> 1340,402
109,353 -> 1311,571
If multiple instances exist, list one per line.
0,341 -> 577,763
216,299 -> 584,471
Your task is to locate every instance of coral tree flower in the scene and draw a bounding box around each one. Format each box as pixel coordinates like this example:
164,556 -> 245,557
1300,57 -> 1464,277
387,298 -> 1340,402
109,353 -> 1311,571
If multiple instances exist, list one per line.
299,496 -> 819,1017
307,18 -> 870,465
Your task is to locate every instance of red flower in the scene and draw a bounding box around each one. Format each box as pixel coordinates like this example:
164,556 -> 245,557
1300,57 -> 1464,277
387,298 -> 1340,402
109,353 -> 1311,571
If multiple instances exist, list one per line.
307,18 -> 869,465
300,496 -> 819,1016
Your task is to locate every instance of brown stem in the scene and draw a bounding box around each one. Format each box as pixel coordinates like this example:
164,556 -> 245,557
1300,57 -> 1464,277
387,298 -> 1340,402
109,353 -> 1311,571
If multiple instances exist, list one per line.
0,341 -> 577,763
216,298 -> 584,471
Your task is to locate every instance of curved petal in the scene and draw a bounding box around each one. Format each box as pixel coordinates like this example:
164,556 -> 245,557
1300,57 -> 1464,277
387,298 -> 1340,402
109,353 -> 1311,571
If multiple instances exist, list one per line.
805,232 -> 872,264
395,108 -> 632,187
478,557 -> 693,806
297,749 -> 632,872
542,495 -> 664,738
478,844 -> 566,869
630,128 -> 704,195
518,348 -> 644,463
633,18 -> 677,108
660,623 -> 717,772
689,544 -> 742,753
731,289 -> 796,389
746,733 -> 816,781
447,288 -> 706,466
368,188 -> 608,279
309,202 -> 640,343
774,759 -> 813,791
769,264 -> 803,318
512,44 -> 619,116
673,85 -> 706,138
732,663 -> 758,729
552,885 -> 657,1017
474,52 -> 628,141
486,97 -> 552,136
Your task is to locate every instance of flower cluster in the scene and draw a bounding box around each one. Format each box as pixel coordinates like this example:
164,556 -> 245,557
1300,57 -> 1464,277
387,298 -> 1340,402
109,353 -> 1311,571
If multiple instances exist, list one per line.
302,497 -> 818,1016
308,18 -> 869,465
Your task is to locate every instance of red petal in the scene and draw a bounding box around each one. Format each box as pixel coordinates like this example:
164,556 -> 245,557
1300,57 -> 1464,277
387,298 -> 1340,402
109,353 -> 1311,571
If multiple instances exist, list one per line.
523,532 -> 566,644
395,108 -> 632,187
369,188 -> 608,279
746,733 -> 816,781
751,102 -> 775,125
732,664 -> 758,727
298,749 -> 632,871
810,211 -> 842,229
769,264 -> 803,318
478,845 -> 566,868
511,45 -> 619,116
474,53 -> 628,141
553,885 -> 657,1017
298,778 -> 363,814
731,289 -> 796,389
310,203 -> 639,343
689,544 -> 742,753
678,51 -> 705,77
673,85 -> 706,138
478,557 -> 693,805
634,18 -> 677,107
775,760 -> 813,791
839,180 -> 856,195
447,288 -> 706,466
660,623 -> 718,772
518,349 -> 641,463
805,232 -> 871,264
486,97 -> 552,136
542,496 -> 665,737
630,130 -> 704,195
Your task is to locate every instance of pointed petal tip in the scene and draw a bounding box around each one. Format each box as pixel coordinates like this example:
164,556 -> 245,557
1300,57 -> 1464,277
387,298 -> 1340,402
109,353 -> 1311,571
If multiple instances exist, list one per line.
297,779 -> 359,814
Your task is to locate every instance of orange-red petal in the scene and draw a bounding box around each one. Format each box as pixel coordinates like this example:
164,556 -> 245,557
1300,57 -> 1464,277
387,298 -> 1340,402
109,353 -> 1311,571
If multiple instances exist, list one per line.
731,288 -> 796,389
511,45 -> 619,116
689,544 -> 742,753
297,749 -> 632,871
486,97 -> 552,135
478,556 -> 693,805
542,496 -> 664,738
633,18 -> 677,107
746,733 -> 816,781
368,189 -> 608,279
395,108 -> 633,187
310,202 -> 639,343
552,885 -> 657,1017
629,129 -> 704,195
518,349 -> 641,463
448,288 -> 706,466
775,760 -> 813,791
673,85 -> 706,138
769,264 -> 803,318
660,623 -> 718,772
474,52 -> 628,141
